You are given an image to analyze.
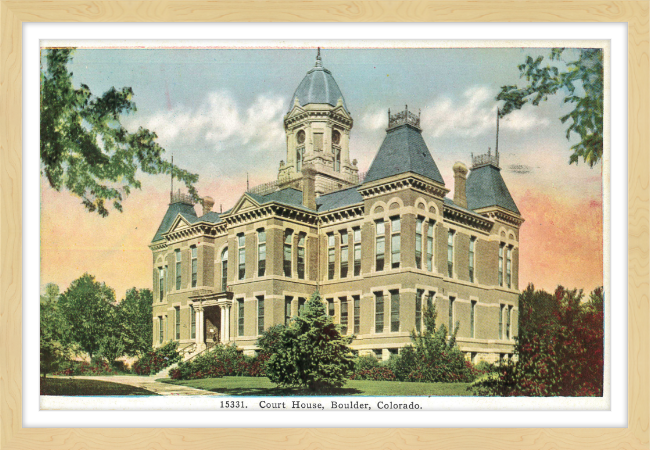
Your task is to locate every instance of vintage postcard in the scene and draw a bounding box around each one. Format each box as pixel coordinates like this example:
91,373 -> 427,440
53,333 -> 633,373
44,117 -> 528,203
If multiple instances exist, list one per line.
39,41 -> 608,412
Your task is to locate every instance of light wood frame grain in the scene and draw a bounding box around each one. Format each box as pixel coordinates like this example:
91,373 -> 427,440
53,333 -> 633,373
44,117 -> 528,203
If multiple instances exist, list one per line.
1,2 -> 647,449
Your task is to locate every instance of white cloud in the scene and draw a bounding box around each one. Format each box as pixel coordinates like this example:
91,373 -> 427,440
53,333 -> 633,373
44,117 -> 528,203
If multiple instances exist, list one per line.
417,86 -> 550,138
360,109 -> 388,131
128,91 -> 286,153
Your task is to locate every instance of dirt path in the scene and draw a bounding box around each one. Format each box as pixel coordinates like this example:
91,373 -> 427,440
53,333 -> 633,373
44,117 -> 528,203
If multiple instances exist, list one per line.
56,375 -> 221,396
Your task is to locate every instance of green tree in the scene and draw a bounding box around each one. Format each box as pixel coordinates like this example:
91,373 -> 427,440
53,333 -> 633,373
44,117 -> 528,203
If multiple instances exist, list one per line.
58,273 -> 117,360
497,48 -> 603,166
116,288 -> 153,357
40,283 -> 76,377
40,48 -> 199,217
257,292 -> 355,391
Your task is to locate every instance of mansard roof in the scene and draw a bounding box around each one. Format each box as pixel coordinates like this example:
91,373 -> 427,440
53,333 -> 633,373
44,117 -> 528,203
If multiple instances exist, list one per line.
151,201 -> 198,243
466,164 -> 520,215
363,124 -> 445,185
316,186 -> 363,212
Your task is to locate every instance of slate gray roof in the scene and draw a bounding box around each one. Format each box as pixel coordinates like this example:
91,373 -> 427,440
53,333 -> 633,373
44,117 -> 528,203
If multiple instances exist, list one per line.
151,202 -> 198,243
466,164 -> 520,215
316,186 -> 363,212
443,197 -> 492,221
247,188 -> 314,212
289,66 -> 349,113
363,124 -> 445,185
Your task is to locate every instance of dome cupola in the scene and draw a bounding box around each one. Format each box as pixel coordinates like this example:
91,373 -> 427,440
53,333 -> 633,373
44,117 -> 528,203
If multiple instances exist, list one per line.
289,48 -> 349,113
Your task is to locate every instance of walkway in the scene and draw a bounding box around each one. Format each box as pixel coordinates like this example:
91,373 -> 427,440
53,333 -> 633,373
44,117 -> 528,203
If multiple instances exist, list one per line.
59,375 -> 222,396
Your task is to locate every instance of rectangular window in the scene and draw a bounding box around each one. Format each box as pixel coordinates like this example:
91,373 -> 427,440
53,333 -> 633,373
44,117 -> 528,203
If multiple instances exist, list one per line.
175,249 -> 182,290
238,234 -> 246,280
238,298 -> 245,337
327,233 -> 335,279
506,246 -> 512,288
314,133 -> 323,152
375,221 -> 385,271
221,250 -> 228,291
448,297 -> 455,334
469,237 -> 476,283
158,267 -> 164,301
284,230 -> 293,277
415,218 -> 423,269
391,217 -> 401,269
340,298 -> 348,335
340,231 -> 349,278
507,305 -> 513,339
353,227 -> 361,276
426,291 -> 435,312
427,220 -> 434,272
297,233 -> 306,279
163,266 -> 167,296
447,230 -> 454,278
390,291 -> 400,332
499,243 -> 505,286
353,295 -> 361,334
470,300 -> 477,338
334,148 -> 341,172
191,246 -> 198,288
159,316 -> 164,344
375,292 -> 384,333
499,304 -> 504,339
285,296 -> 293,325
327,298 -> 335,316
175,306 -> 180,340
298,297 -> 306,316
258,230 -> 266,277
190,305 -> 196,339
415,289 -> 423,332
257,296 -> 264,335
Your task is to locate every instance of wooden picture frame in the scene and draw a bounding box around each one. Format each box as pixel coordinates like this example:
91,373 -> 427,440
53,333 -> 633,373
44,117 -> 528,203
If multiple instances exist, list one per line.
1,1 -> 647,449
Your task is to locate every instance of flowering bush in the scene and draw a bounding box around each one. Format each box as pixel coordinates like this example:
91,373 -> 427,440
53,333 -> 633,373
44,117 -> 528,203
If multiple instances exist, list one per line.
350,366 -> 397,381
53,359 -> 118,376
473,285 -> 604,397
132,341 -> 181,375
169,343 -> 267,380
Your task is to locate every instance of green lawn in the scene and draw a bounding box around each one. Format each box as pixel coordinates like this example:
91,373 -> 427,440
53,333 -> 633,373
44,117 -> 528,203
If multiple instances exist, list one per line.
41,378 -> 159,396
160,376 -> 472,396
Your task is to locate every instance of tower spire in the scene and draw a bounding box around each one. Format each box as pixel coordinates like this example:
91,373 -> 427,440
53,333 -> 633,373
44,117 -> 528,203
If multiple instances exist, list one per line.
315,47 -> 322,68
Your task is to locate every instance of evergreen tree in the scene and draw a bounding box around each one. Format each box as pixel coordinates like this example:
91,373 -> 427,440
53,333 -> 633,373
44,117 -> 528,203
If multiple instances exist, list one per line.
258,292 -> 355,391
116,288 -> 153,357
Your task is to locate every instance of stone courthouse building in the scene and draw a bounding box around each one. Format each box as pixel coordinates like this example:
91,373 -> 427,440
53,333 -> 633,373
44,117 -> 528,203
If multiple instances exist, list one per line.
150,50 -> 524,362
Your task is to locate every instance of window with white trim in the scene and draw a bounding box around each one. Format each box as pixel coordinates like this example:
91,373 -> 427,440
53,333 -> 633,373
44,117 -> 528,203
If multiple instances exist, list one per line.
391,217 -> 401,269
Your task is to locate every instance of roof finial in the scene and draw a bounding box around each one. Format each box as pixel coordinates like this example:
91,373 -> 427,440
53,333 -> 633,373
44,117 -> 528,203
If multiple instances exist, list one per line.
495,107 -> 500,163
170,154 -> 174,203
315,47 -> 322,68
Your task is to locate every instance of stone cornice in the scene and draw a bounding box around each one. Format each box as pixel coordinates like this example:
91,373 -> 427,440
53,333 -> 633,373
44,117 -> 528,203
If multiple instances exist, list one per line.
443,204 -> 494,232
284,110 -> 353,128
474,206 -> 525,228
318,204 -> 365,226
358,174 -> 449,200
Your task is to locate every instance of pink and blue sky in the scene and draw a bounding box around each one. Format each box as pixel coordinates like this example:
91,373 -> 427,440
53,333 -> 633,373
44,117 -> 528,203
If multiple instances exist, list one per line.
40,47 -> 603,300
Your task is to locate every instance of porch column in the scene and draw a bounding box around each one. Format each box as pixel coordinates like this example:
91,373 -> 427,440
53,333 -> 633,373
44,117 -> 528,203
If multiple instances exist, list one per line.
198,308 -> 205,348
220,306 -> 225,343
225,305 -> 231,342
194,308 -> 201,346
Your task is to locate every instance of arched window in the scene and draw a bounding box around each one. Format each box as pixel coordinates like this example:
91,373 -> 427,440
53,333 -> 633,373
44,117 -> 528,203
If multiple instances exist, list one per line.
221,248 -> 228,291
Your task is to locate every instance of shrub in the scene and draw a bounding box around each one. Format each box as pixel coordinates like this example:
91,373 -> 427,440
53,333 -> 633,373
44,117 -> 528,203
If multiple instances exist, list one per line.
132,341 -> 181,375
350,366 -> 397,381
354,354 -> 381,373
258,291 -> 355,391
384,304 -> 476,383
169,343 -> 267,380
53,359 -> 118,376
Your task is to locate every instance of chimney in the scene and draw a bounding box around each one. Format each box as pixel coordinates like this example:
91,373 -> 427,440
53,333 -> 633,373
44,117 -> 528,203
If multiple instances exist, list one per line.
301,167 -> 317,210
453,162 -> 468,208
201,196 -> 215,215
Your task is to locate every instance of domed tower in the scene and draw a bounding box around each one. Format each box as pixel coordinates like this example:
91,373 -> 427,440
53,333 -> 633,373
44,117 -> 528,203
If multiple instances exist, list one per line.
279,48 -> 358,195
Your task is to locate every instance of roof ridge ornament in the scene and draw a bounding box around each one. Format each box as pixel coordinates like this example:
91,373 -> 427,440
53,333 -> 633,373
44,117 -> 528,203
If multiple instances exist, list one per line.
315,47 -> 322,68
387,105 -> 421,130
